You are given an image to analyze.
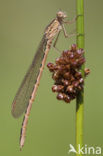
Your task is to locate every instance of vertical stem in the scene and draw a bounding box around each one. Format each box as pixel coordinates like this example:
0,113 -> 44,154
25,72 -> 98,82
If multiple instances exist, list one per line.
76,0 -> 84,156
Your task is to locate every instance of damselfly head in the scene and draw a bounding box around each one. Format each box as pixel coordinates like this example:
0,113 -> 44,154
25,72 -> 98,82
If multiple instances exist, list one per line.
56,11 -> 67,19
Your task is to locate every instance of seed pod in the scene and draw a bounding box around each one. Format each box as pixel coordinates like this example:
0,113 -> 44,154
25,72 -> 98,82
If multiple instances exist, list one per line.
47,63 -> 55,71
52,85 -> 58,92
52,71 -> 60,80
85,68 -> 90,76
63,95 -> 71,103
71,44 -> 77,51
66,85 -> 74,93
57,93 -> 64,100
63,72 -> 70,79
52,85 -> 64,92
79,78 -> 84,84
62,79 -> 69,86
75,72 -> 82,79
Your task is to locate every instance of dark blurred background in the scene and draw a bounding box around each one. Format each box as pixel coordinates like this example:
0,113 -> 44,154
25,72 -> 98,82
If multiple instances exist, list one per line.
0,0 -> 102,156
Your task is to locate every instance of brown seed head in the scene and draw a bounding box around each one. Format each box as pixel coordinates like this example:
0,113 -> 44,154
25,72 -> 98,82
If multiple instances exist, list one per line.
47,44 -> 90,104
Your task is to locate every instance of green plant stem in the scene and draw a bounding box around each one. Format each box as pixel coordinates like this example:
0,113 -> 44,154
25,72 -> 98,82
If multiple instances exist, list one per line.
76,0 -> 85,156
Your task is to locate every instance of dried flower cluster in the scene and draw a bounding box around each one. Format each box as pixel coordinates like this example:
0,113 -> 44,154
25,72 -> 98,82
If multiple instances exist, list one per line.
47,44 -> 90,103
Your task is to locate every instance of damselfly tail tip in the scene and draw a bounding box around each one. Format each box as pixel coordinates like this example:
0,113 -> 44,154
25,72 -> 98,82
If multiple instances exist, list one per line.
20,144 -> 24,151
20,136 -> 25,150
20,146 -> 23,151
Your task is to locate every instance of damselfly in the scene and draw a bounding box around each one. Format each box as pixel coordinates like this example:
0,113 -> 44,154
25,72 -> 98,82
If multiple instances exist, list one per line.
11,11 -> 77,149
